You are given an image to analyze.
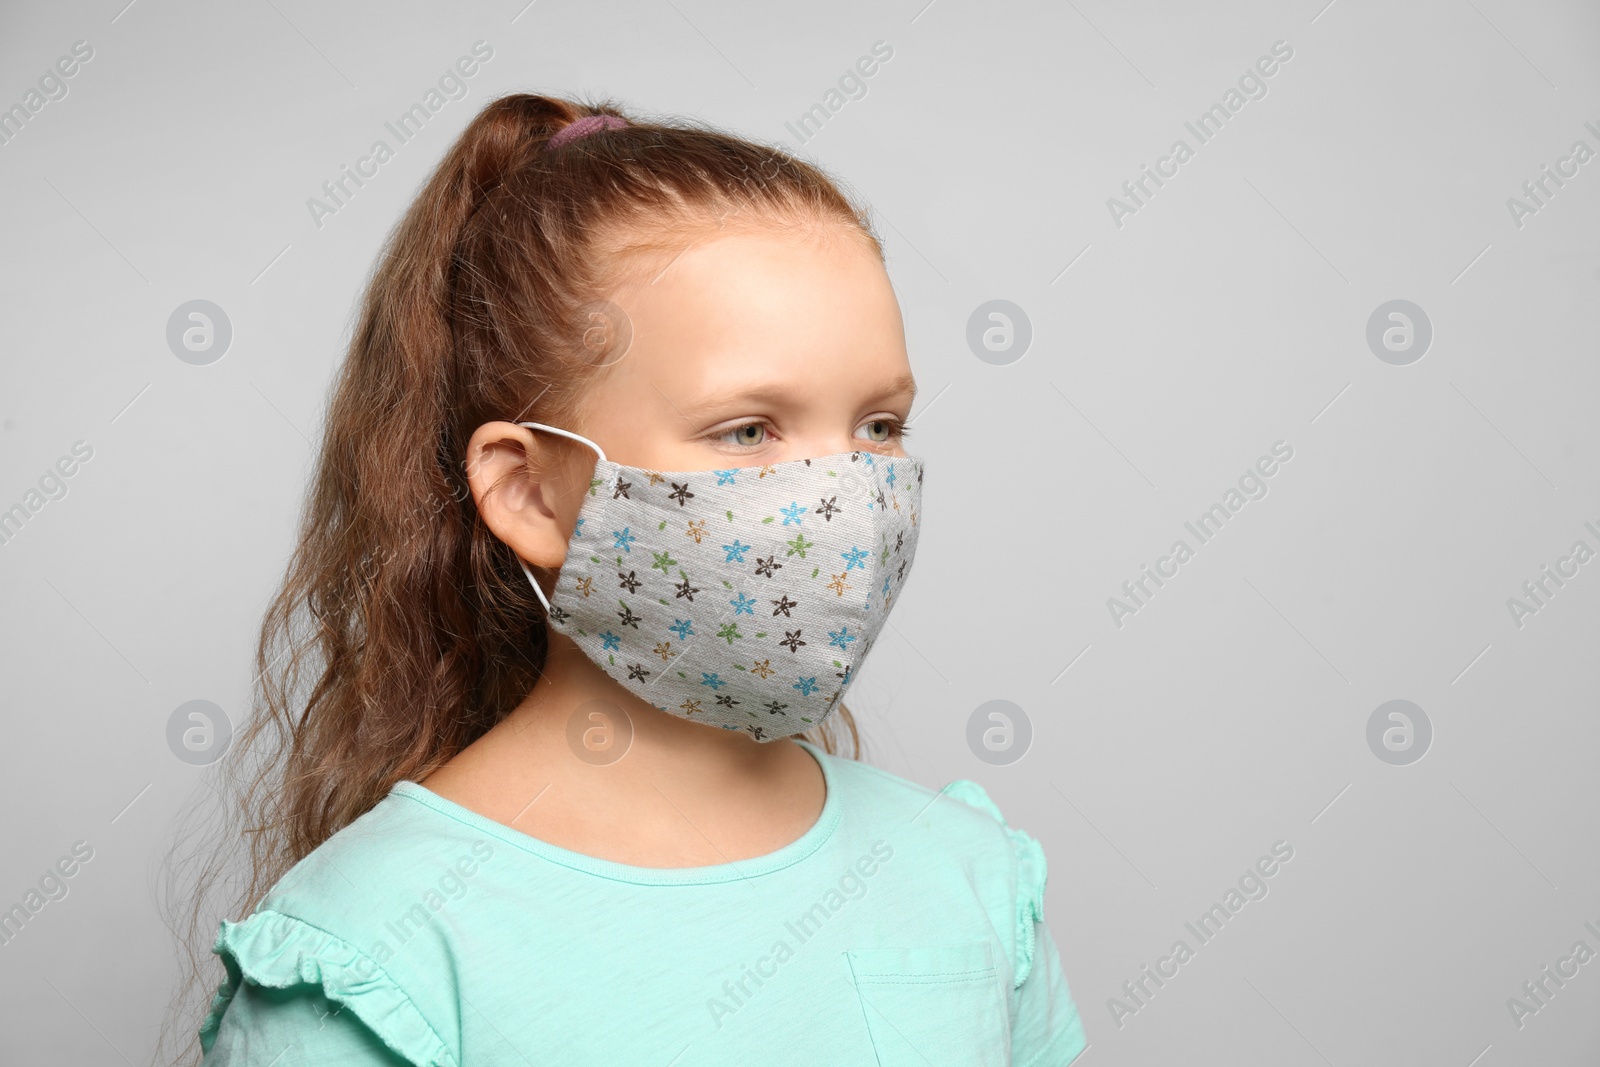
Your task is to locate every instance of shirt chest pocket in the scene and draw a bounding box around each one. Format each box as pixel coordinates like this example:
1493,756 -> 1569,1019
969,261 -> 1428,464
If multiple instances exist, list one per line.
845,940 -> 1010,1066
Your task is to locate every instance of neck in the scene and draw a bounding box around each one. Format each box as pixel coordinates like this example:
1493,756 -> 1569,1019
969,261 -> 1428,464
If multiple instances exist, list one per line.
417,630 -> 827,868
498,631 -> 794,787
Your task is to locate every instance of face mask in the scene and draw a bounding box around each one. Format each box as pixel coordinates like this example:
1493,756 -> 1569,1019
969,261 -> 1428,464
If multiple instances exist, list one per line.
513,422 -> 924,741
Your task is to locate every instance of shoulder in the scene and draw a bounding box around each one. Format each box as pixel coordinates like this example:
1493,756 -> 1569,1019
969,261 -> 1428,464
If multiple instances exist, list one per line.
244,783 -> 506,968
820,747 -> 1028,857
313,779 -> 483,858
262,783 -> 495,919
199,785 -> 493,1065
820,750 -> 1053,988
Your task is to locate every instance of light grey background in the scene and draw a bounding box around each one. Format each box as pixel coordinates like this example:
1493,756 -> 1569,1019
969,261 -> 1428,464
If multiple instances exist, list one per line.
2,0 -> 1597,1063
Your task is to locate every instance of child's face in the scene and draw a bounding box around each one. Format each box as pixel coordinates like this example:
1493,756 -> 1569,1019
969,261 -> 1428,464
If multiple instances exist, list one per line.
579,228 -> 916,471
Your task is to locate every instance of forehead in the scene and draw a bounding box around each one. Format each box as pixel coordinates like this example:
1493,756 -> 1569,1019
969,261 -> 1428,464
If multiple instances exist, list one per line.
597,228 -> 907,398
612,224 -> 888,318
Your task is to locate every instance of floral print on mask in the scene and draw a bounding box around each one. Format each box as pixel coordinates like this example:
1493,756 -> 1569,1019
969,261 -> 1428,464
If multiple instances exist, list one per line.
544,450 -> 924,741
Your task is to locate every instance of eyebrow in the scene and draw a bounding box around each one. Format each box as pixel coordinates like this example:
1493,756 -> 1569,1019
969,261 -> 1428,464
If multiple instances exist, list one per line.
676,371 -> 918,419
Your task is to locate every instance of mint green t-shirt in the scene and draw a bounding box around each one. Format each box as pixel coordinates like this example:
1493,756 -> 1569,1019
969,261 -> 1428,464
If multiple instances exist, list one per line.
198,739 -> 1087,1065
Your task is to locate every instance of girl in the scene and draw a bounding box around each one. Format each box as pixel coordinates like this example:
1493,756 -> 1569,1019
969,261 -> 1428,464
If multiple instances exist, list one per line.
183,93 -> 1087,1065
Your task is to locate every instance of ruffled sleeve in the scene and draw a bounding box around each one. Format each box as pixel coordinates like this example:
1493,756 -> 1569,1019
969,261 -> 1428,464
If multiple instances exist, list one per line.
198,908 -> 456,1067
939,779 -> 1088,1065
939,779 -> 1049,988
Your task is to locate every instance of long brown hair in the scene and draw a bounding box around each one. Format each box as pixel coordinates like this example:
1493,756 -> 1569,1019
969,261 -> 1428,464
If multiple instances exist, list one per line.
156,92 -> 885,1065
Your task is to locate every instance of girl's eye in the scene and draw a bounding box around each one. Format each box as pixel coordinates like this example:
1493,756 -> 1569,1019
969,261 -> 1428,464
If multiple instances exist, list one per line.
856,419 -> 904,443
716,422 -> 767,447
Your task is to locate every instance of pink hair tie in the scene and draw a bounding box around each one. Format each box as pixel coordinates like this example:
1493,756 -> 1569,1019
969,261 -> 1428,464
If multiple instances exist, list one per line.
545,114 -> 630,153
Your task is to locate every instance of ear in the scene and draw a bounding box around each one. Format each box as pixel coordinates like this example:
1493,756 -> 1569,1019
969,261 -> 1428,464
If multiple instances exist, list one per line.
465,421 -> 593,574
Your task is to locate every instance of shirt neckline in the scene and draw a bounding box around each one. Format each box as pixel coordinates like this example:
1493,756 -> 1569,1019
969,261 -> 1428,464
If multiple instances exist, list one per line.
388,738 -> 841,886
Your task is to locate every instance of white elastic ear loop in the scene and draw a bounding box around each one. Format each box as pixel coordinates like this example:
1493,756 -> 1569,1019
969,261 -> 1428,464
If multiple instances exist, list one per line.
513,421 -> 607,615
517,422 -> 607,463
